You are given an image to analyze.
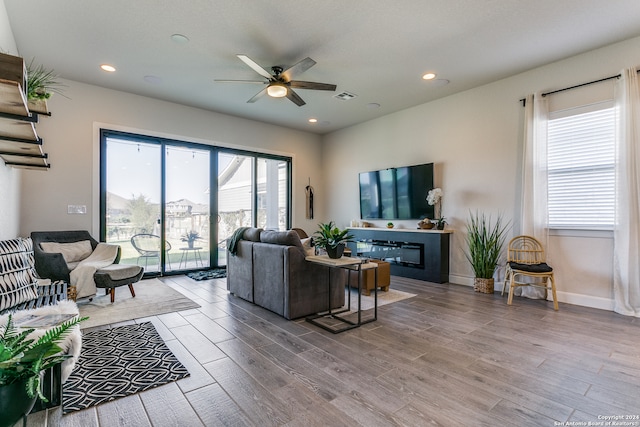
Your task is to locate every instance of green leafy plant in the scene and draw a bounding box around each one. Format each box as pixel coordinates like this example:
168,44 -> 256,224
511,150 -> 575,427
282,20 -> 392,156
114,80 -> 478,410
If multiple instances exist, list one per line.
313,221 -> 354,250
464,211 -> 510,279
0,314 -> 87,400
181,231 -> 202,243
26,59 -> 66,100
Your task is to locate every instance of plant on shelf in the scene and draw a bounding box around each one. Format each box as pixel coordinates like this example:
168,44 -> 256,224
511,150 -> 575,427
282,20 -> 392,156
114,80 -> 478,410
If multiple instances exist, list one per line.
181,231 -> 202,248
427,187 -> 445,229
26,59 -> 66,101
387,222 -> 394,229
464,211 -> 510,294
0,314 -> 86,426
313,221 -> 354,259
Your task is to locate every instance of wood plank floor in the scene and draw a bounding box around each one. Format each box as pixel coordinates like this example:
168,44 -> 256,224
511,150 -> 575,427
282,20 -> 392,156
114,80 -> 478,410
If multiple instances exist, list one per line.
27,275 -> 640,427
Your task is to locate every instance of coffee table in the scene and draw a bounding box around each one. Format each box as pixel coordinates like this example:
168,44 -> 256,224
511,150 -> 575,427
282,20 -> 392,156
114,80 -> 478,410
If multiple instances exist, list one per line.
305,255 -> 378,333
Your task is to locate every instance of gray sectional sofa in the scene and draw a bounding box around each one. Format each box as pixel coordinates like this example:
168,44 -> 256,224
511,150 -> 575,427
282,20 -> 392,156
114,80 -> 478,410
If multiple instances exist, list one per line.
227,228 -> 345,320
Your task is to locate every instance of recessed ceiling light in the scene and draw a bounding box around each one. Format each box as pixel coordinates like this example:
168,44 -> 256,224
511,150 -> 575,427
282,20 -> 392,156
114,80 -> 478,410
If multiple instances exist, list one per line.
367,103 -> 381,109
100,64 -> 116,72
171,34 -> 190,44
422,73 -> 437,80
308,118 -> 318,123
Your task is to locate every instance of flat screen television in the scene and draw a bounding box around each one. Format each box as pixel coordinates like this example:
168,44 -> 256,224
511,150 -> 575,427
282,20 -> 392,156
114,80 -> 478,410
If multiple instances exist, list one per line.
359,163 -> 434,220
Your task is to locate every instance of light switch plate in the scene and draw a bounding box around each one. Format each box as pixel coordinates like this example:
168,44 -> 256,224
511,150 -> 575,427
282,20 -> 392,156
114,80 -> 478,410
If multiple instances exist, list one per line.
67,205 -> 87,214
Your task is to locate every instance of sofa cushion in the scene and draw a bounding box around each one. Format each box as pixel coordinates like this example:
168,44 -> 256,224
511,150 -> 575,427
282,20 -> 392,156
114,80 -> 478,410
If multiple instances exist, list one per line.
40,240 -> 93,264
260,230 -> 305,254
243,227 -> 263,242
0,237 -> 39,312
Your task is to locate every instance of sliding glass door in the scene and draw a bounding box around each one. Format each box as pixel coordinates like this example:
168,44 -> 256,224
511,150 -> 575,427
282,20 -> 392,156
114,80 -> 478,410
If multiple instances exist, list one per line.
165,146 -> 211,271
217,153 -> 253,266
101,130 -> 291,275
103,137 -> 163,273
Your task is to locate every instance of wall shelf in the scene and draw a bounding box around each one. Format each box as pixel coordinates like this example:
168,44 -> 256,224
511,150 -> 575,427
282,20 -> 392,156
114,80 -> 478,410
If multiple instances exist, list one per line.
0,78 -> 50,169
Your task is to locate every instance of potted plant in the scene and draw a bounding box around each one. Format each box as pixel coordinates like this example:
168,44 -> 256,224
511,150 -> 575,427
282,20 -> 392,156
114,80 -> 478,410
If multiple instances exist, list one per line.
387,222 -> 394,229
181,230 -> 202,249
0,315 -> 86,427
427,187 -> 446,229
25,59 -> 66,114
464,211 -> 510,294
313,221 -> 354,259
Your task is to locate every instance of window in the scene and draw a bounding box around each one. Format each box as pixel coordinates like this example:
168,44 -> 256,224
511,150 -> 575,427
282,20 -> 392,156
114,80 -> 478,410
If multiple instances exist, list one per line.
100,130 -> 292,272
547,101 -> 615,230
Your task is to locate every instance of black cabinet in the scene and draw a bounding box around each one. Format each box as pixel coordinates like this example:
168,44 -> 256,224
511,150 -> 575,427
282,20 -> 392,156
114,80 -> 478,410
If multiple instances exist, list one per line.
347,228 -> 450,283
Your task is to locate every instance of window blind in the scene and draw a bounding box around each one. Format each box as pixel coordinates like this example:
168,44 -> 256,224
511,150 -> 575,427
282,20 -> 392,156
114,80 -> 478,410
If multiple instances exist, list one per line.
547,103 -> 615,230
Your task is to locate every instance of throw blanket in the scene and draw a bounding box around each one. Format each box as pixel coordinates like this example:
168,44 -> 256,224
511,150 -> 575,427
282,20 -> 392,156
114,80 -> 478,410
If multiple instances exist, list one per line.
70,243 -> 119,299
228,227 -> 250,256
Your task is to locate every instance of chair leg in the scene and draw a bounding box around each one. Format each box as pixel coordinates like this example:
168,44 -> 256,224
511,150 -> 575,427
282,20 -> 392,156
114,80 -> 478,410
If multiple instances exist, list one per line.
501,269 -> 510,296
507,276 -> 516,305
128,283 -> 136,298
110,288 -> 115,303
549,274 -> 559,310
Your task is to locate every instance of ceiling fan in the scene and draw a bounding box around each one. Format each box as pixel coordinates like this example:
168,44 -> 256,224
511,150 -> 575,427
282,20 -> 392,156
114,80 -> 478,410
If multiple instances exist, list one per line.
215,54 -> 337,106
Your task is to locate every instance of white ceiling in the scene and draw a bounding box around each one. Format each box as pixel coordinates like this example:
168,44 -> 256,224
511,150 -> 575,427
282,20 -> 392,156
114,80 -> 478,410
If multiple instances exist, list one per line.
5,1 -> 640,134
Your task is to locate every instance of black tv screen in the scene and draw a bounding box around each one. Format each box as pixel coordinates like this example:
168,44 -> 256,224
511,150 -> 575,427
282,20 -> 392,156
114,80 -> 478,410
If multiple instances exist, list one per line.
359,163 -> 435,220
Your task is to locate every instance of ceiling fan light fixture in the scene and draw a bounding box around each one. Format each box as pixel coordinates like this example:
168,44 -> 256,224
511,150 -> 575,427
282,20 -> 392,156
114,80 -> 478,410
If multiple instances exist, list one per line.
267,84 -> 287,98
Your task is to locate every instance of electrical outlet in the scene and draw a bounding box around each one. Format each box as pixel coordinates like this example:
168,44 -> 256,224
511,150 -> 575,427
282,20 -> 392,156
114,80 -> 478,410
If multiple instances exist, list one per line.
67,205 -> 87,214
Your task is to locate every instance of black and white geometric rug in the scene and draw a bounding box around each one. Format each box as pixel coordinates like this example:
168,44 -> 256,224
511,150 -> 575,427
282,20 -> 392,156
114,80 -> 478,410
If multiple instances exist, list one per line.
186,268 -> 227,281
62,322 -> 190,414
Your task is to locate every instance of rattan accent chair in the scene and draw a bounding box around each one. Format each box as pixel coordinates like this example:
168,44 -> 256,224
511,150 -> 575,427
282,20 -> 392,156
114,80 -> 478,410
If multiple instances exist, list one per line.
502,235 -> 559,310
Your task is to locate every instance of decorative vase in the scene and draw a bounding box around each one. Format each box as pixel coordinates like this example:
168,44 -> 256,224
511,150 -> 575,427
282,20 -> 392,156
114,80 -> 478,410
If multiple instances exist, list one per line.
0,379 -> 38,427
326,243 -> 345,259
187,240 -> 194,249
437,223 -> 445,230
473,277 -> 494,294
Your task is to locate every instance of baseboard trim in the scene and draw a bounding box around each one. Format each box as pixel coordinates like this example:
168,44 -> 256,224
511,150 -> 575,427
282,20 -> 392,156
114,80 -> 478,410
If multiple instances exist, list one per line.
447,275 -> 614,311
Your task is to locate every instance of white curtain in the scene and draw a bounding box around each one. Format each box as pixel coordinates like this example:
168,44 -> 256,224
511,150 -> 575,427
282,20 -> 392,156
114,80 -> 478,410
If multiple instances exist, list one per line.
518,93 -> 548,299
613,68 -> 640,317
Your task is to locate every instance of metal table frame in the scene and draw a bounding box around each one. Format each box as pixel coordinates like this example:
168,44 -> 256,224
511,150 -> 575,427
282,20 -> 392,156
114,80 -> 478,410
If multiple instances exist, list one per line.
305,255 -> 378,333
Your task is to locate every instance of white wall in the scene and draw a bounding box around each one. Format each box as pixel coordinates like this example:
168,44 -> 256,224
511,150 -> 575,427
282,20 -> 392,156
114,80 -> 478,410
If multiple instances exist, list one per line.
322,35 -> 640,310
19,79 -> 324,237
0,0 -> 21,239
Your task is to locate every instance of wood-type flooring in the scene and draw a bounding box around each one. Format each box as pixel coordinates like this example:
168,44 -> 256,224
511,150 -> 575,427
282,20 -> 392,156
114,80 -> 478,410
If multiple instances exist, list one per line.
26,275 -> 640,426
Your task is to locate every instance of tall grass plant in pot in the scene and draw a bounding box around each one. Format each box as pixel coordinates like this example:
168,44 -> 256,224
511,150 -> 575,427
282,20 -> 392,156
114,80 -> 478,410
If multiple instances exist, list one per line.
465,211 -> 510,293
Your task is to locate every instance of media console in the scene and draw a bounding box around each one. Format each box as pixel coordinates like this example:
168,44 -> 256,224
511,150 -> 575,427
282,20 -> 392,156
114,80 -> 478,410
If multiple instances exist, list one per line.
347,227 -> 451,283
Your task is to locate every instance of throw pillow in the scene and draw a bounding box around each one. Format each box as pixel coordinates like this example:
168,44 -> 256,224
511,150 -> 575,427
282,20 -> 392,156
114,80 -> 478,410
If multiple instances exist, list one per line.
300,237 -> 315,256
0,237 -> 39,312
40,240 -> 93,264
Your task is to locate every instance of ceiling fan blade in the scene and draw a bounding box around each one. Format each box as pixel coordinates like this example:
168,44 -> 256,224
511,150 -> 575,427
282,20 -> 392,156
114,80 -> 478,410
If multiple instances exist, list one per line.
214,79 -> 266,84
286,89 -> 306,106
237,54 -> 273,79
281,57 -> 316,82
289,81 -> 337,91
247,87 -> 268,103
